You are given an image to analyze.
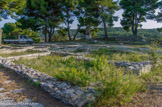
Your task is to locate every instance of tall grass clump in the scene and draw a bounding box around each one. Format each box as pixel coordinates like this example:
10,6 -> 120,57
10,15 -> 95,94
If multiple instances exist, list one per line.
93,57 -> 145,106
148,41 -> 159,68
141,65 -> 162,83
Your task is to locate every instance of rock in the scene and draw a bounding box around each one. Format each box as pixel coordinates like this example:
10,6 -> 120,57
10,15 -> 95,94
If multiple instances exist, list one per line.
75,90 -> 84,95
4,80 -> 12,84
58,83 -> 67,89
0,88 -> 5,92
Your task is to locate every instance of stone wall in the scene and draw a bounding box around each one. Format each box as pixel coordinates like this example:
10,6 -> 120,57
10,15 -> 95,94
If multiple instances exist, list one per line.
74,56 -> 153,75
0,47 -> 34,54
0,57 -> 96,107
6,52 -> 51,61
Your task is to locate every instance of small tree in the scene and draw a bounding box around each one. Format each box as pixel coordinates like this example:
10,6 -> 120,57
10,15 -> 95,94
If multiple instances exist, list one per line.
78,0 -> 101,39
120,0 -> 159,36
19,0 -> 63,42
61,0 -> 80,40
96,0 -> 119,40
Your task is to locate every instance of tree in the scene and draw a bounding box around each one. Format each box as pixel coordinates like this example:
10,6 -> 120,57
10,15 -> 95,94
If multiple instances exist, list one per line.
78,0 -> 101,38
120,0 -> 159,36
61,0 -> 79,40
96,0 -> 119,40
19,0 -> 63,42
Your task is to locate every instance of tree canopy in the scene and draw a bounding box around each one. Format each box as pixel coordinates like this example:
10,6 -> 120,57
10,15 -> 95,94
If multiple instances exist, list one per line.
0,0 -> 26,21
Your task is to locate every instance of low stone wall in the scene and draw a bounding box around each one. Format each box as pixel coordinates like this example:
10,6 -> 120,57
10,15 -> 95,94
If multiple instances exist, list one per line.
73,56 -> 153,75
51,51 -> 88,57
109,61 -> 152,75
0,47 -> 34,54
0,57 -> 96,107
6,52 -> 51,61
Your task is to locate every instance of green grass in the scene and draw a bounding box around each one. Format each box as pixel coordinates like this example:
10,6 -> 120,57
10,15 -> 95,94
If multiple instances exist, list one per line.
14,55 -> 146,106
141,65 -> 162,83
87,48 -> 149,62
0,49 -> 41,57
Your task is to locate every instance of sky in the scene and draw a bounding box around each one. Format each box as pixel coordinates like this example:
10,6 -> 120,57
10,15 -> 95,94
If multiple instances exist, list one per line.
0,10 -> 162,29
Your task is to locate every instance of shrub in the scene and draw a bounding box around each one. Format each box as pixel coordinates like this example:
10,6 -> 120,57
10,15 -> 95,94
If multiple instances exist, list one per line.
52,34 -> 68,42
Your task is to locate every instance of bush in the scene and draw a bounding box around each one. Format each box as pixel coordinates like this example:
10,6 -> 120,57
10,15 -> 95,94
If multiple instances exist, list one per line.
52,34 -> 68,42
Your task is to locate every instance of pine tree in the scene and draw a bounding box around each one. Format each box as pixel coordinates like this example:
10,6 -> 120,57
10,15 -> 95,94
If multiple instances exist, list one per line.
120,0 -> 159,36
96,0 -> 119,40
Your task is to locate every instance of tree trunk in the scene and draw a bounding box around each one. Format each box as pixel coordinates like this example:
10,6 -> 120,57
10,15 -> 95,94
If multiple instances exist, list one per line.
132,14 -> 138,36
102,16 -> 108,40
103,20 -> 108,40
101,7 -> 108,41
48,34 -> 52,42
47,27 -> 55,42
67,26 -> 72,41
67,10 -> 72,41
73,26 -> 80,40
45,33 -> 48,42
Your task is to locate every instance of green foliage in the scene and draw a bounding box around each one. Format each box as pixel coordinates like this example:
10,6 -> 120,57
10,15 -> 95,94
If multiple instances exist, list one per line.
29,79 -> 41,87
0,0 -> 26,21
140,65 -> 162,83
96,70 -> 145,106
148,41 -> 159,67
156,1 -> 162,22
52,34 -> 68,42
19,0 -> 63,42
96,0 -> 119,39
120,0 -> 159,36
2,23 -> 40,43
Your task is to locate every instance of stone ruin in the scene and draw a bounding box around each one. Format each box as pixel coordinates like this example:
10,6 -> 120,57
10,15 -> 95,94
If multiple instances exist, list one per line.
0,45 -> 157,107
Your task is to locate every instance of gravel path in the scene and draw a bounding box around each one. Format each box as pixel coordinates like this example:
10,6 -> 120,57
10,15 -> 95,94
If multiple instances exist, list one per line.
0,66 -> 70,107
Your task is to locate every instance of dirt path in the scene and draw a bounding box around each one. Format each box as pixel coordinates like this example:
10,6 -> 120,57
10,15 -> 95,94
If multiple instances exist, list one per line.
0,66 -> 70,107
122,83 -> 162,107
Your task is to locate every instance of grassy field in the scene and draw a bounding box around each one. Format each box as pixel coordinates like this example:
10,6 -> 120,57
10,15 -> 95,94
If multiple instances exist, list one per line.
0,50 -> 41,57
87,48 -> 149,62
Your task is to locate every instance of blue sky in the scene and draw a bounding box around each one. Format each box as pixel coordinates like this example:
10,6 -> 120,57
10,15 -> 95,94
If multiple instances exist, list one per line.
0,10 -> 162,29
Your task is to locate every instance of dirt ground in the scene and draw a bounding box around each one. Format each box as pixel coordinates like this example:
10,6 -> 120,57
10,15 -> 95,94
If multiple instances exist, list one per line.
122,83 -> 162,107
0,66 -> 71,107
